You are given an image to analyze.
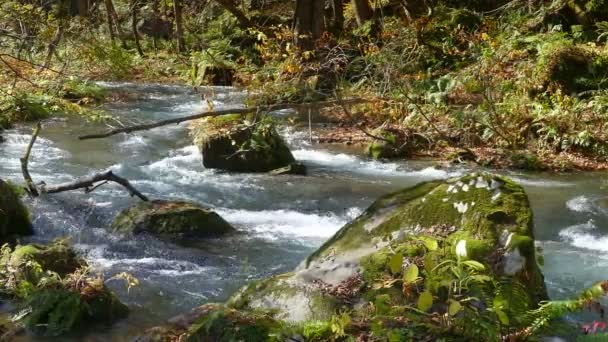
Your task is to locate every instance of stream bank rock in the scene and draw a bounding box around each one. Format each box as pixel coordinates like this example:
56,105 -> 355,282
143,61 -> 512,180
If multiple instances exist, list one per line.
112,200 -> 235,241
192,114 -> 303,173
0,179 -> 33,242
227,173 -> 546,322
134,173 -> 548,341
1,240 -> 128,337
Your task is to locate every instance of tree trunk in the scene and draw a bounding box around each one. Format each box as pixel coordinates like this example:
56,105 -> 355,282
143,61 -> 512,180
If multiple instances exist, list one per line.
216,0 -> 252,28
352,0 -> 373,26
42,23 -> 64,70
294,0 -> 325,50
328,0 -> 345,36
106,0 -> 128,48
131,0 -> 145,57
173,0 -> 185,52
104,0 -> 116,42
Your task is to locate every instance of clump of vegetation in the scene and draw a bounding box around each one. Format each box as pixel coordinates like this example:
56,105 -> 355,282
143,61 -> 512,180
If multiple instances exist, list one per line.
0,240 -> 130,337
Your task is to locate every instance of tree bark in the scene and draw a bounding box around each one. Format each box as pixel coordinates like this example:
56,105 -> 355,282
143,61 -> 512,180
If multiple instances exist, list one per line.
352,0 -> 373,26
104,0 -> 116,42
294,0 -> 325,50
42,23 -> 64,70
216,0 -> 252,28
132,0 -> 145,57
173,0 -> 185,52
328,0 -> 345,36
106,0 -> 128,48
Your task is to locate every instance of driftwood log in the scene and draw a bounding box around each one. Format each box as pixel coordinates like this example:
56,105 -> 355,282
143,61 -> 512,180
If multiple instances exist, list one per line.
78,98 -> 369,140
20,122 -> 149,201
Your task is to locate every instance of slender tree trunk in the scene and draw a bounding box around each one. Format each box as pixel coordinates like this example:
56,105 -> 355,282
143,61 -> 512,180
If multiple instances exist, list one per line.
104,0 -> 116,42
131,0 -> 145,56
173,0 -> 185,52
42,23 -> 64,70
328,0 -> 345,36
352,0 -> 373,26
216,0 -> 252,28
294,0 -> 325,50
106,0 -> 128,48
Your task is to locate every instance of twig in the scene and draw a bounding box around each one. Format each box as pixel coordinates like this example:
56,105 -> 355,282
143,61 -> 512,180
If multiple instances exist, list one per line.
20,122 -> 41,196
20,123 -> 149,201
41,171 -> 149,201
78,98 -> 369,140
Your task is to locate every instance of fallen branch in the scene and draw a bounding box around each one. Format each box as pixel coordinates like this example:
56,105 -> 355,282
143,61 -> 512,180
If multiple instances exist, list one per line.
20,123 -> 149,201
20,122 -> 41,196
41,170 -> 149,201
78,98 -> 369,140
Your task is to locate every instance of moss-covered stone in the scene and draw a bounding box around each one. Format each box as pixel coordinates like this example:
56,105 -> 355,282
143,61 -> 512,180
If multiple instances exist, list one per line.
0,179 -> 33,242
193,115 -> 297,173
536,45 -> 608,95
10,240 -> 84,277
112,200 -> 235,241
133,304 -> 284,342
228,173 -> 547,323
25,286 -> 128,336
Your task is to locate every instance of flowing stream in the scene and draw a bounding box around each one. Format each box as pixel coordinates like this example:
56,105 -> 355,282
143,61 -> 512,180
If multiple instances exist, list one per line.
1,83 -> 608,340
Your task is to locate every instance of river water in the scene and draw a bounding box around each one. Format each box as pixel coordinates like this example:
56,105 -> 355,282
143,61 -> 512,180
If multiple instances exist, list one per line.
1,83 -> 607,340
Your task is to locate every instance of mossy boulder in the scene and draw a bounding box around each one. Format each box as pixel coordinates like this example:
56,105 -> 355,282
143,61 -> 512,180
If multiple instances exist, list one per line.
133,304 -> 284,342
1,241 -> 129,337
0,179 -> 33,242
193,115 -> 299,173
366,127 -> 429,160
536,45 -> 608,95
112,200 -> 235,241
9,240 -> 84,277
228,173 -> 547,323
25,286 -> 129,336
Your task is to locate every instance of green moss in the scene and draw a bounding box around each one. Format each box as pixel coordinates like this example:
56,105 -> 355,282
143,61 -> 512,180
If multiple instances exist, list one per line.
11,240 -> 84,277
0,179 -> 33,241
536,44 -> 608,95
25,286 -> 128,337
185,305 -> 282,342
193,115 -> 296,173
61,79 -> 107,102
112,200 -> 235,242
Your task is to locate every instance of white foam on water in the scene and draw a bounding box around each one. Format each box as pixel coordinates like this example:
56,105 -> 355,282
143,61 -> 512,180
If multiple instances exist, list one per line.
83,246 -> 214,276
293,148 -> 460,179
566,196 -> 593,213
118,135 -> 149,149
559,220 -> 608,252
217,207 -> 362,240
141,145 -> 264,191
507,176 -> 575,188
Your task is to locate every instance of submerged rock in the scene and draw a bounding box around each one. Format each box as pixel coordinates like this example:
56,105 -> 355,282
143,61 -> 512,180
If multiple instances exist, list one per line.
0,179 -> 33,242
112,200 -> 235,241
193,114 -> 300,173
229,173 -> 546,321
136,174 -> 548,341
269,162 -> 307,176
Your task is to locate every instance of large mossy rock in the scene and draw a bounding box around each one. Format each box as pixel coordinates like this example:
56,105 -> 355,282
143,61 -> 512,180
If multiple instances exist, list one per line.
193,115 -> 299,173
112,200 -> 235,241
133,174 -> 549,341
228,173 -> 547,322
0,179 -> 33,242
